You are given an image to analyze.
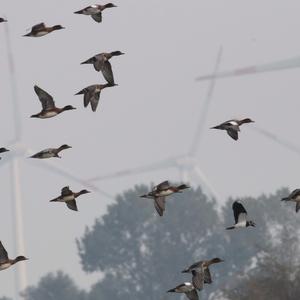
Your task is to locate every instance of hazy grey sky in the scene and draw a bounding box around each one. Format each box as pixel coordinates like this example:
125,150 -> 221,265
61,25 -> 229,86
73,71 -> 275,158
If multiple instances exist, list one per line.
1,0 -> 300,298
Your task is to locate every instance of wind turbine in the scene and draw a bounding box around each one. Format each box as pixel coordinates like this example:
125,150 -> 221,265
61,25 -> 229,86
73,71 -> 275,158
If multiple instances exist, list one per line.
195,54 -> 300,81
2,23 -> 113,300
88,47 -> 224,201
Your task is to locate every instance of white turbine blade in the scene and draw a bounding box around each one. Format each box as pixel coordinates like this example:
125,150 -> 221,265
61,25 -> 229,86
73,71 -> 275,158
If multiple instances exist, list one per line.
189,46 -> 223,156
192,165 -> 221,200
250,126 -> 300,156
89,157 -> 177,182
196,56 -> 300,81
4,22 -> 21,141
27,158 -> 114,200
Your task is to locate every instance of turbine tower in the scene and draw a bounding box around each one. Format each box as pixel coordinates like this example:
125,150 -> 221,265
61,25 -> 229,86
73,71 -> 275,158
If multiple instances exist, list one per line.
88,47 -> 224,201
3,23 -> 113,300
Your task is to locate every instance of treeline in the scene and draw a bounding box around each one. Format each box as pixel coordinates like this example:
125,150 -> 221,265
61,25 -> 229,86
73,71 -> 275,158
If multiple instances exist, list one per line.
3,185 -> 300,300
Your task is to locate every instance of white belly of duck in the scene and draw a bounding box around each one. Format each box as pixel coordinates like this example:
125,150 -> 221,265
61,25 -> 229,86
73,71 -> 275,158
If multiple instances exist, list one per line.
41,111 -> 58,118
157,190 -> 174,196
62,195 -> 75,202
0,263 -> 11,270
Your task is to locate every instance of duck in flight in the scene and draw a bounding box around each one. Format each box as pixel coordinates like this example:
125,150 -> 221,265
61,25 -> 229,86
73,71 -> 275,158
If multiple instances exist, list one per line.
50,186 -> 90,211
75,83 -> 116,112
0,18 -> 7,23
81,51 -> 124,85
74,3 -> 117,23
30,145 -> 71,159
0,241 -> 28,271
211,118 -> 254,140
182,258 -> 224,290
31,85 -> 76,119
140,181 -> 189,216
167,282 -> 198,300
0,147 -> 9,159
226,201 -> 256,230
23,23 -> 64,37
281,189 -> 300,213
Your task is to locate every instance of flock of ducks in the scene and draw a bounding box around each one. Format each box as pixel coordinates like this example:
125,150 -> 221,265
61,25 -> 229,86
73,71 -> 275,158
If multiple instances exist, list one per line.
0,3 -> 299,299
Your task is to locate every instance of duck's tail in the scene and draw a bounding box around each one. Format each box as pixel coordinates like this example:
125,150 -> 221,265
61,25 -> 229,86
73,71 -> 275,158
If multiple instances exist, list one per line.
226,226 -> 235,230
281,197 -> 290,202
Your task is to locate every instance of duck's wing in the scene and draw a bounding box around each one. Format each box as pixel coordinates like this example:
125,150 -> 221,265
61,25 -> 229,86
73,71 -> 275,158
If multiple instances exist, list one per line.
0,241 -> 8,263
192,270 -> 204,291
61,186 -> 72,196
154,196 -> 166,216
91,12 -> 102,23
203,267 -> 212,284
226,128 -> 239,140
156,180 -> 170,191
31,22 -> 46,33
232,201 -> 247,224
89,90 -> 101,112
34,85 -> 55,110
66,200 -> 78,211
296,202 -> 300,213
185,290 -> 199,300
101,61 -> 115,85
289,189 -> 300,199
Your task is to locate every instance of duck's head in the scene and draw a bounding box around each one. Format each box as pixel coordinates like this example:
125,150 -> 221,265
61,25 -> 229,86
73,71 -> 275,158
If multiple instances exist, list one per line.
60,144 -> 72,150
79,189 -> 91,195
15,256 -> 29,262
105,3 -> 117,8
247,220 -> 256,227
111,51 -> 125,56
63,105 -> 76,111
53,25 -> 65,31
210,257 -> 224,264
241,118 -> 254,124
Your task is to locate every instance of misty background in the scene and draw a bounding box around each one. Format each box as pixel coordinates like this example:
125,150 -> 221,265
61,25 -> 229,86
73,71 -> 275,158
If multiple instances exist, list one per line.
1,0 -> 300,298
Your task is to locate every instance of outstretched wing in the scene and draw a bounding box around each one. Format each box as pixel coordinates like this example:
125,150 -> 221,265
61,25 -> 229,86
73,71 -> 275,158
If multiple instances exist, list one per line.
102,61 -> 115,84
89,91 -> 101,112
155,180 -> 170,191
66,200 -> 78,211
227,128 -> 238,140
296,202 -> 300,213
0,241 -> 9,263
203,267 -> 212,284
34,85 -> 55,110
289,189 -> 300,199
61,186 -> 72,196
154,196 -> 166,216
91,12 -> 102,23
192,270 -> 204,291
31,22 -> 46,33
186,290 -> 199,300
232,201 -> 247,224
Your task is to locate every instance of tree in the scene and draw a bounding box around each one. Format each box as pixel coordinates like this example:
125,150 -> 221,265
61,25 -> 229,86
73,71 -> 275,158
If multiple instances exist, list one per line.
21,271 -> 87,300
77,185 -> 224,300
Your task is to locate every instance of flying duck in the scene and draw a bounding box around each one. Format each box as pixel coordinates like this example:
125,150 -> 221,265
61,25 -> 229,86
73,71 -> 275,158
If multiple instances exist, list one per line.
0,18 -> 7,23
281,189 -> 300,212
74,3 -> 117,23
30,145 -> 71,159
0,147 -> 9,159
167,282 -> 199,300
75,83 -> 116,112
226,201 -> 256,230
211,118 -> 254,140
182,258 -> 224,290
81,51 -> 124,85
31,85 -> 76,119
140,181 -> 190,216
0,241 -> 28,271
50,186 -> 90,211
23,23 -> 64,37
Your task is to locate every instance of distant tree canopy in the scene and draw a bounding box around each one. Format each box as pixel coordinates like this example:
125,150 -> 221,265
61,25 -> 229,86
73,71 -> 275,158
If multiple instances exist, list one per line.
5,185 -> 299,300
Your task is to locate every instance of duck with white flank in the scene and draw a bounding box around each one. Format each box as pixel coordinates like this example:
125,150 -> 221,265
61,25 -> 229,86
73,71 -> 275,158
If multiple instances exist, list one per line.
0,147 -> 9,159
0,18 -> 7,23
30,145 -> 71,159
50,186 -> 90,211
281,189 -> 300,212
167,282 -> 198,300
81,51 -> 124,85
226,201 -> 256,230
31,85 -> 76,119
140,180 -> 189,216
23,23 -> 64,37
0,241 -> 28,271
74,3 -> 117,23
182,258 -> 224,290
211,118 -> 254,140
75,83 -> 116,112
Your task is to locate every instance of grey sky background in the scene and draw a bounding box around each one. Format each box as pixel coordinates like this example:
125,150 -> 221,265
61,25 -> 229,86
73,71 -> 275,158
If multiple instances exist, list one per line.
1,0 -> 300,297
